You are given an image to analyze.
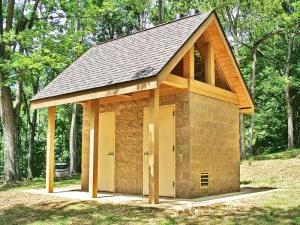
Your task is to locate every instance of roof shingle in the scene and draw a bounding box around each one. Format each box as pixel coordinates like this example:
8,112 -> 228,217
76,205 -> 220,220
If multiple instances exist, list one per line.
32,12 -> 211,101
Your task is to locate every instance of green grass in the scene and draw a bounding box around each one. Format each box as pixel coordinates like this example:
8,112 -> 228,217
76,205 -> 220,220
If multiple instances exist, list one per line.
249,148 -> 300,161
0,154 -> 300,225
0,175 -> 80,192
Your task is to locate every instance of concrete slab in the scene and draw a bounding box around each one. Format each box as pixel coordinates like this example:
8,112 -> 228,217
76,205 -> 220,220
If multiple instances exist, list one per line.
24,186 -> 279,210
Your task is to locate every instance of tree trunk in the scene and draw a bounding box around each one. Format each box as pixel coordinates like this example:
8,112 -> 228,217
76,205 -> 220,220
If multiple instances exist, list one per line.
69,104 -> 78,174
0,86 -> 18,182
248,47 -> 258,155
24,77 -> 39,179
285,86 -> 294,149
285,36 -> 294,149
239,114 -> 245,158
27,109 -> 37,179
158,0 -> 163,24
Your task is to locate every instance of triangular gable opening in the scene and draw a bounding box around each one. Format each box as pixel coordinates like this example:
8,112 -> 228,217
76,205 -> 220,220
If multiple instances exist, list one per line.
171,33 -> 231,92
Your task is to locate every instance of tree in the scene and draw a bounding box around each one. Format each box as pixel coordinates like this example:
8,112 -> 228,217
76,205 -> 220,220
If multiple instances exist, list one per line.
0,0 -> 41,182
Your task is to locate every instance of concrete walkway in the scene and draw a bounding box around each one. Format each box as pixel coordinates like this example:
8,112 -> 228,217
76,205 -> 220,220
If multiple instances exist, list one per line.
25,186 -> 279,210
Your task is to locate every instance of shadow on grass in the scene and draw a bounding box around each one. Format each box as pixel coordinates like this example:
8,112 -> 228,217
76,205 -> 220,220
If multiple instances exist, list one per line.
0,201 -> 169,225
0,200 -> 299,225
179,205 -> 300,225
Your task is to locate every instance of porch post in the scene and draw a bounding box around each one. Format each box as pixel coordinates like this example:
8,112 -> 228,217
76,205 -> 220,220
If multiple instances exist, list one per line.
148,88 -> 159,204
46,106 -> 56,193
88,100 -> 99,198
81,103 -> 90,191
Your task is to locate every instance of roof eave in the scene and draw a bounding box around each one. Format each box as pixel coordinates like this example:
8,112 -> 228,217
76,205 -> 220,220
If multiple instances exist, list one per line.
30,76 -> 158,110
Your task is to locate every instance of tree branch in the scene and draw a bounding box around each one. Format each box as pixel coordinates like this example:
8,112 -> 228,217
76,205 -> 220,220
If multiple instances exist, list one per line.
28,0 -> 40,29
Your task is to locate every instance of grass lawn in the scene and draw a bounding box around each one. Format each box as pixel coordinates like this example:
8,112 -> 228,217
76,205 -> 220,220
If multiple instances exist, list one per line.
0,151 -> 300,225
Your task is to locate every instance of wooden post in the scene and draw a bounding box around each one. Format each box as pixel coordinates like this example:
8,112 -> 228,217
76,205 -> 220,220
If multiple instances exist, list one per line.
88,100 -> 99,198
183,45 -> 195,80
205,42 -> 215,85
148,88 -> 159,204
81,103 -> 90,191
46,106 -> 56,193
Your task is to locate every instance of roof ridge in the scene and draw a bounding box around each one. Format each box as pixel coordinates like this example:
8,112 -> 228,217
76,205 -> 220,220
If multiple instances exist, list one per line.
92,10 -> 213,48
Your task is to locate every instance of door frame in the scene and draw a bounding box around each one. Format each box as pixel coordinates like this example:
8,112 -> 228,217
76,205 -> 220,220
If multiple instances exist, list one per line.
142,104 -> 176,197
98,111 -> 116,192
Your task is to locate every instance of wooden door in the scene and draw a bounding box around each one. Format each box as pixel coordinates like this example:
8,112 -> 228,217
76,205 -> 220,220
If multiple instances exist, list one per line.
143,105 -> 175,197
98,112 -> 115,192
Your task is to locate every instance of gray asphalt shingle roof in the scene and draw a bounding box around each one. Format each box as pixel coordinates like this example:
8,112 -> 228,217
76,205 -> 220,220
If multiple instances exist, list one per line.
32,11 -> 212,101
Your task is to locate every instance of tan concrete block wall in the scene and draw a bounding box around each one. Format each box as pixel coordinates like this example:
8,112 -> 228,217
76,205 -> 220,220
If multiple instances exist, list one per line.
187,93 -> 240,198
99,93 -> 188,195
98,92 -> 239,198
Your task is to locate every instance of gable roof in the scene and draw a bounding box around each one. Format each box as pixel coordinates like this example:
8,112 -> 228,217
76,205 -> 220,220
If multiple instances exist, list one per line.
32,11 -> 212,101
31,11 -> 254,113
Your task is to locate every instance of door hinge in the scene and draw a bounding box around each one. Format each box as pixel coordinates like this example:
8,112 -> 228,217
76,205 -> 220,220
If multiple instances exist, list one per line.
173,146 -> 175,152
173,110 -> 175,116
173,181 -> 175,187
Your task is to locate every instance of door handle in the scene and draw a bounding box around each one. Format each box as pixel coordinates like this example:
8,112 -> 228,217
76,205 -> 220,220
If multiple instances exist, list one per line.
107,152 -> 114,156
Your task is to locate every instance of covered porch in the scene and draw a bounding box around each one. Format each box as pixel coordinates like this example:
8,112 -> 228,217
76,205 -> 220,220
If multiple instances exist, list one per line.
40,80 -> 186,204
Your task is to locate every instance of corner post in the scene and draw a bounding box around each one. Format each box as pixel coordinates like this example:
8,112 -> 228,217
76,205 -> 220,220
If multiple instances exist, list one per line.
46,106 -> 56,193
88,100 -> 99,198
205,42 -> 215,85
81,103 -> 90,191
148,88 -> 159,204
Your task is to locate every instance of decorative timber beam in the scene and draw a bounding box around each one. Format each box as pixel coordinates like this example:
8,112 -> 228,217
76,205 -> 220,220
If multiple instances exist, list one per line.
189,79 -> 238,105
183,45 -> 194,79
162,74 -> 189,89
205,42 -> 215,86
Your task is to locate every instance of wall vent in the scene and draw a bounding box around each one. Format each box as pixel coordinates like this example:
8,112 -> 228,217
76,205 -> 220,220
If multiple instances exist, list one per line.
200,172 -> 209,188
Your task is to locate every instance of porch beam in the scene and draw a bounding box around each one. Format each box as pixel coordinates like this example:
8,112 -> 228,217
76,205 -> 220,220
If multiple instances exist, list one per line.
31,80 -> 157,110
183,45 -> 194,79
148,88 -> 159,204
189,79 -> 239,105
205,42 -> 215,85
88,100 -> 99,198
81,103 -> 90,191
162,74 -> 189,89
46,106 -> 56,193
